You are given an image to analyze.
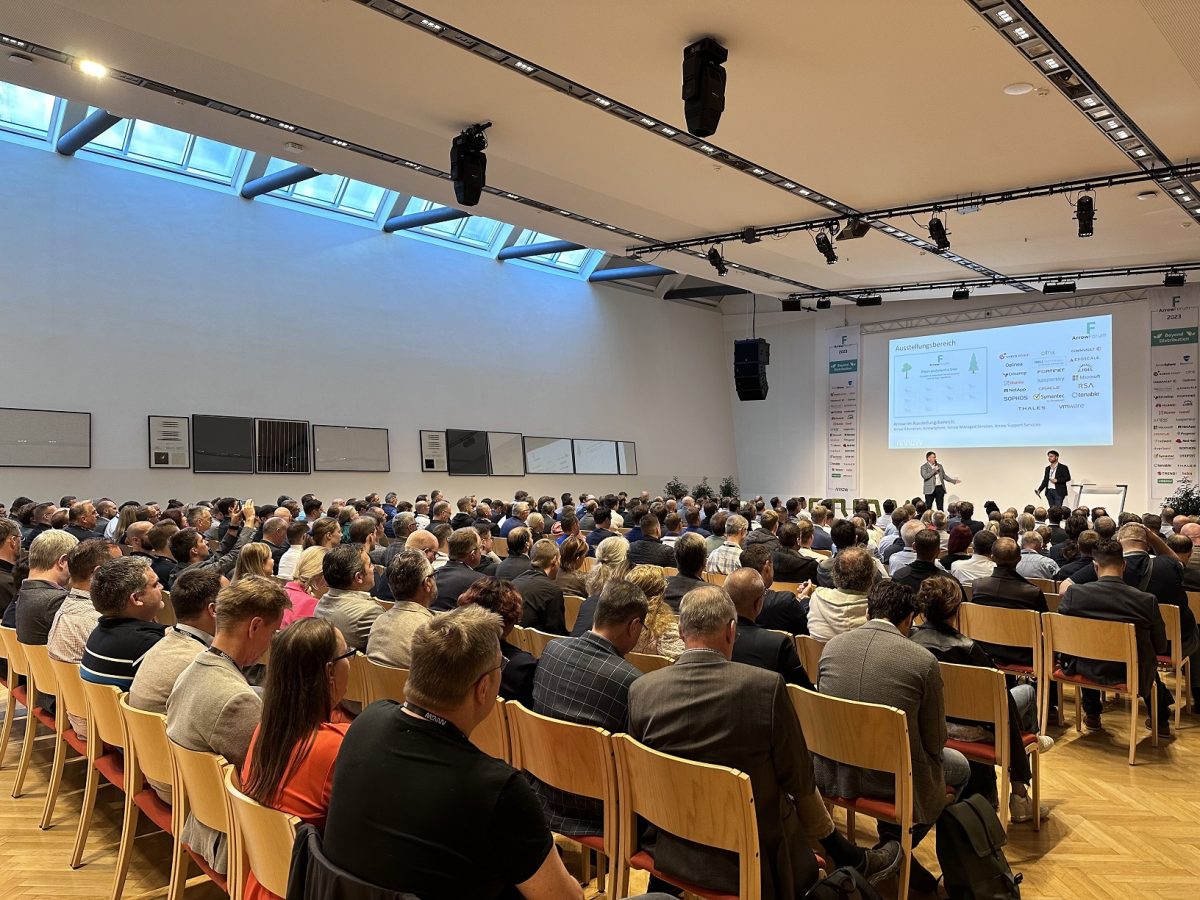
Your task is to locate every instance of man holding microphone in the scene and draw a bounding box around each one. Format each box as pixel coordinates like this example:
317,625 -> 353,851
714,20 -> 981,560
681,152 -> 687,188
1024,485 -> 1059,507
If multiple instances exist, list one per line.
920,451 -> 960,511
1036,449 -> 1071,508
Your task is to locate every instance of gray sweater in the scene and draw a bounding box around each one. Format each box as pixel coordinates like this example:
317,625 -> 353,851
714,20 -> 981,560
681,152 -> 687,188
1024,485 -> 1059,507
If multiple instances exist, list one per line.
315,588 -> 382,652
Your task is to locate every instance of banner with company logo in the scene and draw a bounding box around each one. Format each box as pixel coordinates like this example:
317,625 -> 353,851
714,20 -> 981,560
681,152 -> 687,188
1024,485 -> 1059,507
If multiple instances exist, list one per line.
827,326 -> 860,495
1150,290 -> 1199,503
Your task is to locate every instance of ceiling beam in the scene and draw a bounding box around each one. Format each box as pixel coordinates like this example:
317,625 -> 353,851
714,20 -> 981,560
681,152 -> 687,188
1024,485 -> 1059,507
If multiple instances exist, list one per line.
663,284 -> 751,300
382,206 -> 469,233
240,165 -> 318,199
588,264 -> 673,282
497,239 -> 583,260
55,108 -> 121,156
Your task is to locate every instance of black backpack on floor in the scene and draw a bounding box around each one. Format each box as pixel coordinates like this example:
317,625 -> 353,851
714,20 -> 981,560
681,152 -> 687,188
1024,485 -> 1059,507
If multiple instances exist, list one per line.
936,794 -> 1022,899
803,866 -> 881,900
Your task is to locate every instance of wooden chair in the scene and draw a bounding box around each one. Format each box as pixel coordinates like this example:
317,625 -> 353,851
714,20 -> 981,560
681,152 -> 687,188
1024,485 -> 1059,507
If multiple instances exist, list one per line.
612,733 -> 760,900
626,652 -> 672,674
1157,603 -> 1191,731
158,589 -> 177,627
564,594 -> 586,632
522,628 -> 560,658
507,702 -> 619,898
939,662 -> 1040,832
363,659 -> 408,704
702,571 -> 727,586
342,651 -> 371,708
76,681 -> 129,869
509,625 -> 531,654
958,603 -> 1046,727
794,635 -> 826,685
962,581 -> 973,601
1043,592 -> 1061,612
662,566 -> 678,577
1042,612 -> 1155,765
812,548 -> 833,558
0,630 -> 18,767
773,581 -> 803,594
494,542 -> 509,559
168,741 -> 236,898
469,696 -> 510,763
1029,577 -> 1056,593
2,629 -> 57,798
1187,592 -> 1200,631
224,767 -> 299,899
33,652 -> 90,830
789,686 -> 914,900
580,556 -> 595,572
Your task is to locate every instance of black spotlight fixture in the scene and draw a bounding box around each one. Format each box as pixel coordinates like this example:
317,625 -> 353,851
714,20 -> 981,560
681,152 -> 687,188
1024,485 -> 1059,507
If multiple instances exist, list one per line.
741,226 -> 761,244
855,295 -> 883,307
815,230 -> 838,264
450,121 -> 491,206
816,298 -> 832,310
836,218 -> 871,240
928,215 -> 951,251
1164,270 -> 1187,287
1075,194 -> 1095,237
1043,281 -> 1077,294
682,37 -> 728,137
707,245 -> 728,276
952,287 -> 970,300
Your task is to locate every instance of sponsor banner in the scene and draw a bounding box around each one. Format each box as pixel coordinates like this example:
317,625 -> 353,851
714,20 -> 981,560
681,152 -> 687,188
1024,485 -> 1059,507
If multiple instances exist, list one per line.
1150,291 -> 1199,502
827,326 -> 860,495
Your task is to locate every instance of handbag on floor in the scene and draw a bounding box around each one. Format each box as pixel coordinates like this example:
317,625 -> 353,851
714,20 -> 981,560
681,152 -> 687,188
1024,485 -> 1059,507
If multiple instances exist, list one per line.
936,794 -> 1022,899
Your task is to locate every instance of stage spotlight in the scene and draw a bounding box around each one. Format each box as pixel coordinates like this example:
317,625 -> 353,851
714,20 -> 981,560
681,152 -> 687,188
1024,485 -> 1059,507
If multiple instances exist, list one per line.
450,122 -> 491,206
1043,281 -> 1077,294
815,231 -> 838,264
682,37 -> 728,137
1075,194 -> 1095,237
1164,271 -> 1187,287
816,298 -> 832,310
855,295 -> 882,307
928,216 -> 951,251
952,287 -> 970,300
707,245 -> 728,276
837,218 -> 871,240
741,226 -> 761,244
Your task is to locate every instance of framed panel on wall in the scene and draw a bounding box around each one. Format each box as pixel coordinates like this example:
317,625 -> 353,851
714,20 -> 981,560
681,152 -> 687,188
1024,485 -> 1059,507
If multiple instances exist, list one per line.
420,430 -> 447,473
148,415 -> 190,468
488,432 -> 525,476
446,428 -> 490,476
524,436 -> 574,475
0,407 -> 91,468
192,415 -> 255,474
256,418 -> 311,474
573,439 -> 618,475
617,440 -> 637,476
313,424 -> 390,472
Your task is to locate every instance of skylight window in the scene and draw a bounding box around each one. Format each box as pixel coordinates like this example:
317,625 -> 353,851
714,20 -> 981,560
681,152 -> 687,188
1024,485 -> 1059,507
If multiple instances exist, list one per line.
0,81 -> 60,138
83,108 -> 245,183
400,196 -> 506,248
513,230 -> 598,274
263,156 -> 389,218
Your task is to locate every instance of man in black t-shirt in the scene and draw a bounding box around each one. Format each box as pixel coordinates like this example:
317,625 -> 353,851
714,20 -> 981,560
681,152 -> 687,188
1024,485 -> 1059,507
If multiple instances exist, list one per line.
324,605 -> 583,900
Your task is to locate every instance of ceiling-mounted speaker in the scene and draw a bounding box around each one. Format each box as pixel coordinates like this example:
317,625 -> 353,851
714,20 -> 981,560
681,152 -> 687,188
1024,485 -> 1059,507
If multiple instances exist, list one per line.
734,338 -> 769,401
682,38 -> 728,137
450,123 -> 490,206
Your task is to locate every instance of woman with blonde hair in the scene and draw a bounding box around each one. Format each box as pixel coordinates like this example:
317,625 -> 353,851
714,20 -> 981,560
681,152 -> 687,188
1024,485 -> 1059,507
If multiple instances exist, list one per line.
283,546 -> 328,628
625,564 -> 684,660
585,535 -> 629,598
234,542 -> 274,582
310,517 -> 341,549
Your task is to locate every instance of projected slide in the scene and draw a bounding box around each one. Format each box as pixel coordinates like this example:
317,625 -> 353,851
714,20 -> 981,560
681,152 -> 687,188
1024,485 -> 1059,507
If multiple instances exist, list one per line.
888,314 -> 1113,449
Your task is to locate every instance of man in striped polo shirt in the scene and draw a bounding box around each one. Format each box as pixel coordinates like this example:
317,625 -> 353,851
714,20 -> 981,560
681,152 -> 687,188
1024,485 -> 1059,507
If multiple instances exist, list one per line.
80,556 -> 166,690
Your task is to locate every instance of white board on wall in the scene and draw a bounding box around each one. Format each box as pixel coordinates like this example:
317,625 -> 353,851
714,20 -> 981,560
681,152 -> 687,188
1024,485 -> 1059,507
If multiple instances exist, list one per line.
574,439 -> 618,475
488,432 -> 525,476
312,425 -> 390,472
525,436 -> 574,474
0,408 -> 91,468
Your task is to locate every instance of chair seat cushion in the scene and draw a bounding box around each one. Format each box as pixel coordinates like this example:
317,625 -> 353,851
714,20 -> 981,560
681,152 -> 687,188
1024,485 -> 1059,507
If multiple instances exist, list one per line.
629,850 -> 738,900
576,834 -> 604,852
997,663 -> 1035,675
181,841 -> 227,892
132,788 -> 174,833
94,752 -> 126,791
827,794 -> 899,822
1053,667 -> 1128,693
946,732 -> 1038,763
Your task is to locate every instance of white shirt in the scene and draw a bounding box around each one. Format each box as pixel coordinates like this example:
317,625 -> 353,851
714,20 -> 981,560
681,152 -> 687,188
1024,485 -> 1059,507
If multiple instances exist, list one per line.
951,554 -> 997,585
277,544 -> 303,580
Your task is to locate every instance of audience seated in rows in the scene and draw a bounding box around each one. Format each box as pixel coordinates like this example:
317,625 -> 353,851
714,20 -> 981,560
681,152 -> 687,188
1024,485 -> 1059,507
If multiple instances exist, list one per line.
737,544 -> 814,635
513,539 -> 567,634
457,577 -> 537,707
807,546 -> 875,642
705,513 -> 747,575
314,544 -> 380,653
367,549 -> 435,668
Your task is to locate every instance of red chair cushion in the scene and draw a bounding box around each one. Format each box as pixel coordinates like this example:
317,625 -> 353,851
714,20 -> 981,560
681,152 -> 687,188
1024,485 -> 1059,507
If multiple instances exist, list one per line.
10,685 -> 26,705
1053,667 -> 1128,693
94,752 -> 126,792
946,732 -> 1037,764
997,664 -> 1035,675
132,788 -> 174,833
31,707 -> 57,732
629,850 -> 739,900
181,841 -> 228,892
63,729 -> 87,757
828,795 -> 899,822
577,834 -> 604,852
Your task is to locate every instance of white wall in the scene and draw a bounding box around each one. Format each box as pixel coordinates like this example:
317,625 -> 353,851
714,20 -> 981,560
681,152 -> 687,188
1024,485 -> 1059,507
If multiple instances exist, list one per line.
727,285 -> 1200,513
0,140 -> 736,502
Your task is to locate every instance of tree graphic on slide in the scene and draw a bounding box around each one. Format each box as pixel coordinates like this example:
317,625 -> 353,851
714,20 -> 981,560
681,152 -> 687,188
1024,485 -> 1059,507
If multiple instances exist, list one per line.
968,352 -> 979,374
901,362 -> 912,379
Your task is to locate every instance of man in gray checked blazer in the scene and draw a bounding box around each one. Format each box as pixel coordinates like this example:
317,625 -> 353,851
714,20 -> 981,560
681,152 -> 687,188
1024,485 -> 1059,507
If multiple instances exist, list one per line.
920,451 -> 960,511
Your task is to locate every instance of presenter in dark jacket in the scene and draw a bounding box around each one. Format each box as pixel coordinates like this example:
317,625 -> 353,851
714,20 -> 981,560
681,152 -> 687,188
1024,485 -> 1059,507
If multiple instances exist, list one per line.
1036,450 -> 1071,508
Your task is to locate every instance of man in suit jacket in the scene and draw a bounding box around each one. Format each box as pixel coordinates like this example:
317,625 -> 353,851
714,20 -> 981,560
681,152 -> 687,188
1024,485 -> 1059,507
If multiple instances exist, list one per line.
431,528 -> 486,612
893,529 -> 960,597
967,537 -> 1047,667
512,540 -> 567,634
1036,450 -> 1071,508
920,451 -> 960,511
1181,523 -> 1200,591
809,506 -> 834,551
739,544 -> 813,635
726,569 -> 812,688
664,532 -> 707,613
1058,539 -> 1173,734
496,527 -> 534,580
815,580 -> 969,892
772,522 -> 821,585
584,507 -> 617,558
628,586 -> 899,897
626,514 -> 676,568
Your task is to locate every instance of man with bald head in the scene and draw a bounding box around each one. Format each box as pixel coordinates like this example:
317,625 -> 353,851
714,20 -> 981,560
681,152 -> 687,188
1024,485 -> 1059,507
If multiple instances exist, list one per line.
375,529 -> 438,602
968,537 -> 1047,668
124,520 -> 153,554
1180,523 -> 1200,590
260,517 -> 289,574
65,501 -> 100,541
726,569 -> 813,688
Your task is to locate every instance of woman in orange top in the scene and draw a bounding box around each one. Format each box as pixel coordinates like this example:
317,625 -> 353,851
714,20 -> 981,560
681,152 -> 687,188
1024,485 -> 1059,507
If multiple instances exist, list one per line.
240,617 -> 352,900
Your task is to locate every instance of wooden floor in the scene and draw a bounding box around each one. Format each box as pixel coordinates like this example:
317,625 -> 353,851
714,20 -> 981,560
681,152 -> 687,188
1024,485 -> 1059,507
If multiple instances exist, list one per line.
1,693 -> 1198,899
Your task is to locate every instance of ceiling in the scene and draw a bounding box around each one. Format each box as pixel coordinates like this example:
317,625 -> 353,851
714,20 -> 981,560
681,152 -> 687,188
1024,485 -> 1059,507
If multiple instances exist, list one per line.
0,0 -> 1197,305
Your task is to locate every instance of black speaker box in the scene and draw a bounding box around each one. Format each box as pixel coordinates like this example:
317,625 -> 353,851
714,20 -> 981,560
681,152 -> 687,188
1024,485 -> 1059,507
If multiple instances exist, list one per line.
450,136 -> 486,206
734,338 -> 770,401
682,38 -> 727,137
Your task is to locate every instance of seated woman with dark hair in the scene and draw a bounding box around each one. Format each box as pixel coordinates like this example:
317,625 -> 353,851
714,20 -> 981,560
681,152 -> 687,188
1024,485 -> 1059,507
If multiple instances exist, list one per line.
941,523 -> 974,570
457,576 -> 536,706
910,576 -> 1052,825
241,618 -> 352,900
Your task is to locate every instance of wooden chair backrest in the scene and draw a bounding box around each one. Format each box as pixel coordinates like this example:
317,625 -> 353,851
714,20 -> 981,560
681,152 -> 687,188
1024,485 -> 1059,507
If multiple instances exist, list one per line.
523,628 -> 560,659
224,767 -> 299,898
938,662 -> 1007,729
1043,612 -> 1137,667
469,696 -> 510,762
0,626 -> 29,678
812,549 -> 833,558
169,740 -> 233,833
703,571 -> 727,586
773,581 -> 802,594
626,652 -> 672,674
509,626 -> 531,653
49,658 -> 90,724
1028,577 -> 1056,593
119,695 -> 175,786
342,652 -> 370,706
364,660 -> 408,704
375,599 -> 394,611
613,734 -> 760,900
579,556 -> 594,572
494,542 -> 509,559
81,680 -> 127,750
1187,592 -> 1200,631
158,591 -> 177,627
507,701 -> 614,801
563,595 -> 585,633
788,685 -> 912,780
662,567 -> 678,577
22,642 -> 59,702
1159,603 -> 1182,664
962,581 -> 973,601
794,635 -> 825,685
958,603 -> 1040,656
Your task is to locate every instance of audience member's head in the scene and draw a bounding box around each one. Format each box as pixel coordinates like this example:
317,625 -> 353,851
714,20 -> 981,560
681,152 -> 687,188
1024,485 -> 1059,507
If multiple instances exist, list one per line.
1020,531 -> 1043,552
830,519 -> 857,552
91,555 -> 164,620
234,542 -> 274,582
322,543 -> 371,592
457,577 -> 523,638
867,579 -> 917,631
592,580 -> 649,655
1092,538 -> 1125,576
559,535 -> 588,573
972,530 -> 997,558
1166,533 -> 1193,566
831,546 -> 875,594
447,527 -> 482,566
946,524 -> 973,556
67,538 -> 120,590
678,585 -> 737,656
912,528 -> 941,562
916,575 -> 964,626
587,536 -> 631,597
1093,516 -> 1117,540
169,567 -> 221,632
724,567 -> 765,621
28,529 -> 78,584
530,539 -> 560,576
386,548 -> 436,606
674,532 -> 707,578
507,526 -> 533,558
990,537 -> 1020,567
405,606 -> 503,729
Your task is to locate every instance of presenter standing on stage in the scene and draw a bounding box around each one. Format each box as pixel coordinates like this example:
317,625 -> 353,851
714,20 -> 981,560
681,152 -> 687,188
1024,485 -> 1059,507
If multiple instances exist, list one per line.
920,451 -> 960,511
1037,449 -> 1071,508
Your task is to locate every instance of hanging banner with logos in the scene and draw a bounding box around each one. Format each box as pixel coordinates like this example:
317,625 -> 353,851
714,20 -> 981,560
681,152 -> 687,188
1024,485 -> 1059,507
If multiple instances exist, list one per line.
827,326 -> 860,495
1150,289 -> 1199,503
